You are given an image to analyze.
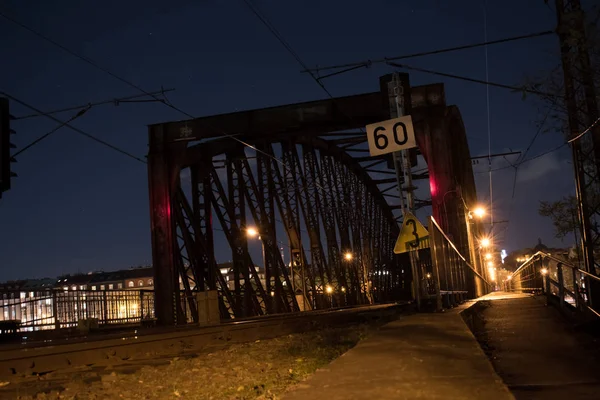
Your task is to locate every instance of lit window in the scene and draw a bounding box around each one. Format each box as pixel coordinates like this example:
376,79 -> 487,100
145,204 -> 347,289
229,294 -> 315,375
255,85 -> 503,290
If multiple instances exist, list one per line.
100,285 -> 105,290
79,285 -> 85,290
108,284 -> 114,290
91,286 -> 97,291
29,292 -> 34,298
71,286 -> 77,291
148,279 -> 153,286
138,280 -> 143,287
128,281 -> 134,288
117,283 -> 123,289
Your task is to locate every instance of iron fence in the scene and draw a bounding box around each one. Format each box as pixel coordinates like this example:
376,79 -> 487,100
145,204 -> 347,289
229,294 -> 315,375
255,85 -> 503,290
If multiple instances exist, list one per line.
427,216 -> 490,309
0,289 -> 155,332
509,251 -> 600,319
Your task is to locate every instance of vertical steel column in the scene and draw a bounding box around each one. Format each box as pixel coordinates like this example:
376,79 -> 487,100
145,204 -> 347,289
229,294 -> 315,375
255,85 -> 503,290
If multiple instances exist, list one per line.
148,125 -> 181,326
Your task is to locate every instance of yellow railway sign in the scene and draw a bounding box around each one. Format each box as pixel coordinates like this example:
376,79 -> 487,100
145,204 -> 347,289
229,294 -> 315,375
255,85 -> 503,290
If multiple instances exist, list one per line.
394,211 -> 429,254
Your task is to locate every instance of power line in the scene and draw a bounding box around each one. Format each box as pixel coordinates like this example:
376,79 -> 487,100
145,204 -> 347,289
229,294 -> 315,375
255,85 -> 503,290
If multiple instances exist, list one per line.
386,61 -> 558,98
241,0 -> 387,214
0,10 -> 288,170
14,88 -> 175,120
4,5 -> 358,211
14,105 -> 91,157
475,142 -> 568,174
484,0 -> 494,233
301,30 -> 554,79
1,91 -> 147,164
241,0 -> 336,99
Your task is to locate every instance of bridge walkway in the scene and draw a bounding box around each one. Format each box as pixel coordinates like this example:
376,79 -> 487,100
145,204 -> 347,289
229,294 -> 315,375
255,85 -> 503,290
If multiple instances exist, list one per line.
283,292 -> 600,400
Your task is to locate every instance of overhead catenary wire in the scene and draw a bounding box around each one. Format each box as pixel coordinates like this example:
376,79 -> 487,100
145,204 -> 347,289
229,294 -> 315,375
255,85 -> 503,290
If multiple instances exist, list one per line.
1,91 -> 148,164
484,0 -> 493,233
13,105 -> 91,157
0,9 -> 281,168
14,88 -> 175,120
240,0 -> 336,99
301,30 -> 554,78
495,106 -> 554,242
3,4 -> 356,213
475,142 -> 568,174
386,61 -> 558,98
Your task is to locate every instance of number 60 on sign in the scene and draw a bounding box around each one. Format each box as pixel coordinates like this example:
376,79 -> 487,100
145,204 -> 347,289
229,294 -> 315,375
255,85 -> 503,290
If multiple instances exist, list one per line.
365,115 -> 417,157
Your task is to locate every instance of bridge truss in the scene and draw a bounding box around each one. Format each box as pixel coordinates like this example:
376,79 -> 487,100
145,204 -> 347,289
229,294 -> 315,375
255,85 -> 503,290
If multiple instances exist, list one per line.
147,74 -> 481,325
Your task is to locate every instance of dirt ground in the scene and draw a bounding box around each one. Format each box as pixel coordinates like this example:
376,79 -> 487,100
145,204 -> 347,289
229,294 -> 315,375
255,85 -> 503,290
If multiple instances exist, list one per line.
0,324 -> 371,400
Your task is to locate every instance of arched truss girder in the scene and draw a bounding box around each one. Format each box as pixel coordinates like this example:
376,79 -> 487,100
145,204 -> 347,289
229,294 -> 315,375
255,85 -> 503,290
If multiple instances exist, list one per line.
173,134 -> 403,322
148,77 -> 478,325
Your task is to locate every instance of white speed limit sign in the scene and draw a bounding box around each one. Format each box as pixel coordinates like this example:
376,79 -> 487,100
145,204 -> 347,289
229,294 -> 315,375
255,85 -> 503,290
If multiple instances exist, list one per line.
365,115 -> 416,156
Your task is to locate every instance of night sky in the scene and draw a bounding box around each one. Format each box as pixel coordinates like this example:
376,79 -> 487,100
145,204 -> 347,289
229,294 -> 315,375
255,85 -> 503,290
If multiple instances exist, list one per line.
0,0 -> 582,281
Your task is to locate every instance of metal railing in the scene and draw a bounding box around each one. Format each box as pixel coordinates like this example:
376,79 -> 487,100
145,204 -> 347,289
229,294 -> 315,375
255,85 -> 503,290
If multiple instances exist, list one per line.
0,289 -> 155,332
508,251 -> 600,319
426,217 -> 490,310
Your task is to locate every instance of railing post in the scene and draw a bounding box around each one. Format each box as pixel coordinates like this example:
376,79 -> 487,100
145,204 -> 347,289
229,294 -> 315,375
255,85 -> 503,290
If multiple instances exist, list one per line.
557,263 -> 565,310
428,217 -> 443,312
410,251 -> 422,311
140,290 -> 144,321
572,268 -> 580,310
52,291 -> 59,330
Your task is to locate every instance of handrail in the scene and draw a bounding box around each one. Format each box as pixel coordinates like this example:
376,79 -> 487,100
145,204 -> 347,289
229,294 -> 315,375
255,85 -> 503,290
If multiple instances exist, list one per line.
429,216 -> 489,284
510,250 -> 600,319
512,251 -> 600,283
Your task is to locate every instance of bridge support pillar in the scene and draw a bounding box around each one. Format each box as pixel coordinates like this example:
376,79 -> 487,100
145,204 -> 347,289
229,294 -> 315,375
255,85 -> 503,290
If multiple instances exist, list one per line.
148,125 -> 186,326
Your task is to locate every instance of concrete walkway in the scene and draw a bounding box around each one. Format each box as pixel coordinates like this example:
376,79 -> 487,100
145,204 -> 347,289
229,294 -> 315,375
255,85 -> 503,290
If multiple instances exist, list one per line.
478,294 -> 600,399
283,299 -> 514,400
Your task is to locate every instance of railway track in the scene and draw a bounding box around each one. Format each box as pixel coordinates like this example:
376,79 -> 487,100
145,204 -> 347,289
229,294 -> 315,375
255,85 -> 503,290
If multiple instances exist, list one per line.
0,302 -> 411,378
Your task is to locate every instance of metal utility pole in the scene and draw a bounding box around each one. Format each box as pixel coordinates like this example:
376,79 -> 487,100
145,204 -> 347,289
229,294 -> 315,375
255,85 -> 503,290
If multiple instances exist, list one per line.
390,73 -> 415,214
387,73 -> 421,307
556,0 -> 600,309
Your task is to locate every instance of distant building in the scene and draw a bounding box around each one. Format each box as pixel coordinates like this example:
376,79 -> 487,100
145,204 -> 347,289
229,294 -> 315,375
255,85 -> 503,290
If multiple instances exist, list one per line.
506,239 -> 570,271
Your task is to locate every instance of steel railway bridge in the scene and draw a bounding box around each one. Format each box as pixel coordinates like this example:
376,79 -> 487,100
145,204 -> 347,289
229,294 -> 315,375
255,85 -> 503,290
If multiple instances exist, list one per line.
147,74 -> 490,326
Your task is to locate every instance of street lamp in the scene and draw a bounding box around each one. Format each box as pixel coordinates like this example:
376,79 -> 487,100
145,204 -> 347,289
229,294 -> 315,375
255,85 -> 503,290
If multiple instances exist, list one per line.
344,252 -> 353,261
485,253 -> 492,260
473,206 -> 486,219
246,227 -> 259,238
480,237 -> 491,248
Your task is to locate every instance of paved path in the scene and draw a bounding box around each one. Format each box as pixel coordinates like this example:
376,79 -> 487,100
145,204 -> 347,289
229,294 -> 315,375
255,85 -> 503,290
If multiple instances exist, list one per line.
283,299 -> 513,400
479,294 -> 600,399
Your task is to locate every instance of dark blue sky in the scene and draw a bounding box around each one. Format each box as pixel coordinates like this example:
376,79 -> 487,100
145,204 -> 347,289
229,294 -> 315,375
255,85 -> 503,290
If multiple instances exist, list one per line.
0,0 -> 579,280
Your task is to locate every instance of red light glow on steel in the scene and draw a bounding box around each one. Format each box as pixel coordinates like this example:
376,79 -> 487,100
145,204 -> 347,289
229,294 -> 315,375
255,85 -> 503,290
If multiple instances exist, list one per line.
429,179 -> 437,196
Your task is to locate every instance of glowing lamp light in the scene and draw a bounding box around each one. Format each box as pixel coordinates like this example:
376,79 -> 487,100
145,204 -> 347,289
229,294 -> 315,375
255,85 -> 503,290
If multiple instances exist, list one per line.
480,238 -> 491,248
344,252 -> 353,261
246,227 -> 259,238
473,207 -> 486,218
326,285 -> 333,294
541,268 -> 548,275
485,253 -> 492,260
